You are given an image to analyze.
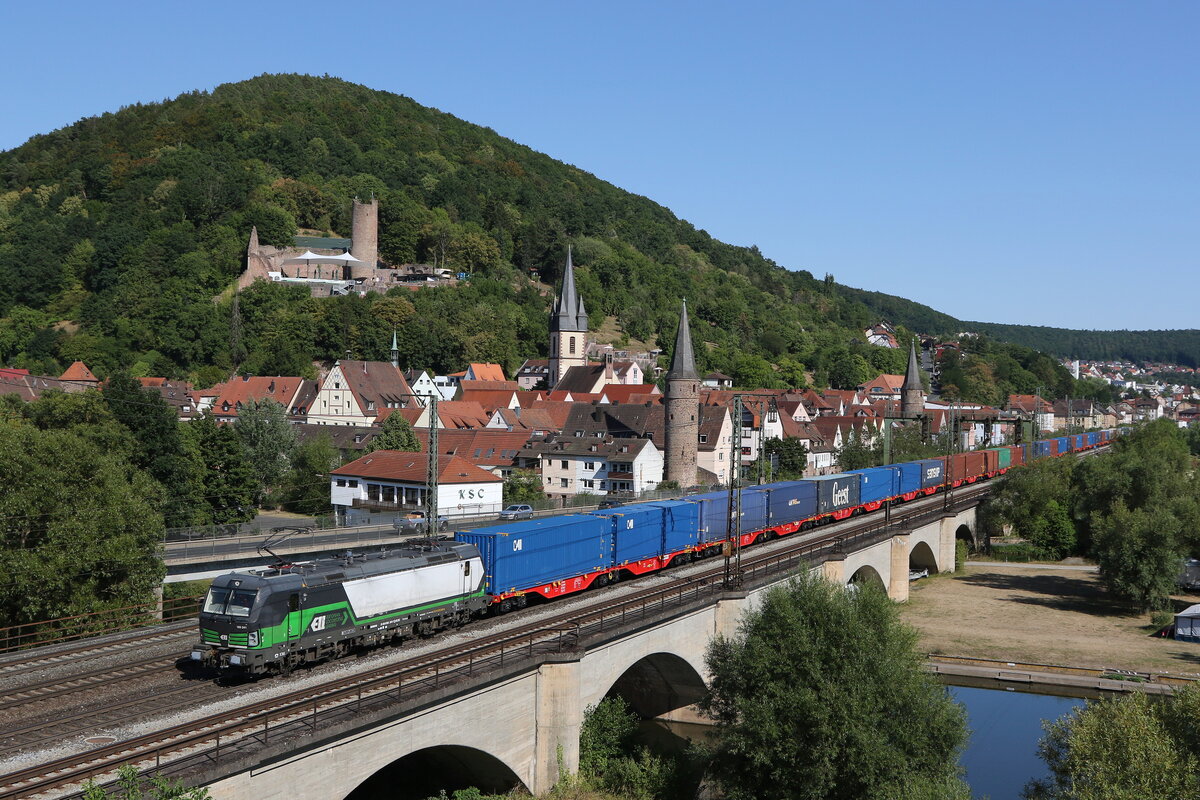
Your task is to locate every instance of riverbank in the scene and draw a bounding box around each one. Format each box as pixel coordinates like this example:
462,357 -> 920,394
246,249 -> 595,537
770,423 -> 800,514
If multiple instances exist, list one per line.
901,563 -> 1200,677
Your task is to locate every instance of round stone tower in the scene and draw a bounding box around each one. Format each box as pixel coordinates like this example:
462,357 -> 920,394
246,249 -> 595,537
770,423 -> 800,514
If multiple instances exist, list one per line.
351,197 -> 379,280
901,340 -> 925,419
665,299 -> 699,487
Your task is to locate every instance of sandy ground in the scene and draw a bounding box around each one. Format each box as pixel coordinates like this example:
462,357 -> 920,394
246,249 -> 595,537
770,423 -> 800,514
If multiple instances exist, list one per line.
900,563 -> 1200,677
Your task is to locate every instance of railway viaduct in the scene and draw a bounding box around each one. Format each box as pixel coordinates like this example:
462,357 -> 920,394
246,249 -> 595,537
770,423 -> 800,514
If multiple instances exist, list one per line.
201,505 -> 976,800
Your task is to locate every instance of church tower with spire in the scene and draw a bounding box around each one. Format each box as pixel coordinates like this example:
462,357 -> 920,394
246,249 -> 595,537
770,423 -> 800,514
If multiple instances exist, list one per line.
548,246 -> 588,386
665,299 -> 699,486
901,340 -> 925,419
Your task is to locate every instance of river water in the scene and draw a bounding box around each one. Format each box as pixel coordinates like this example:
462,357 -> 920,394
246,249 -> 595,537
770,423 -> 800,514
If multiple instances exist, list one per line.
949,681 -> 1090,800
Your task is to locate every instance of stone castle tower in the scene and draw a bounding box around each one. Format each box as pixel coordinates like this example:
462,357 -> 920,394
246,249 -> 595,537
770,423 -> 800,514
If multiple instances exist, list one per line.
351,197 -> 379,280
901,340 -> 925,419
665,299 -> 699,486
548,246 -> 588,386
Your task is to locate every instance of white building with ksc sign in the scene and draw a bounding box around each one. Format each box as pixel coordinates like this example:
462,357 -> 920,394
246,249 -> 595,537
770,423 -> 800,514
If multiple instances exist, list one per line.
331,451 -> 504,520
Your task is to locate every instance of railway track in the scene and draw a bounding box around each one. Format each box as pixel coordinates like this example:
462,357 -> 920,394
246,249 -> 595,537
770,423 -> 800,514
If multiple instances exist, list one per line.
0,624 -> 195,679
0,485 -> 990,799
0,653 -> 184,714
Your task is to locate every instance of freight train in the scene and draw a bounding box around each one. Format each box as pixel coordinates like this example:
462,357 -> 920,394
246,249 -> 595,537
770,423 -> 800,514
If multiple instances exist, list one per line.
194,430 -> 1118,676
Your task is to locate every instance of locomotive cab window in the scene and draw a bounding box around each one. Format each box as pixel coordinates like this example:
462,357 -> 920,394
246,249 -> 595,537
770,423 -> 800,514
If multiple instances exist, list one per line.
288,593 -> 300,612
203,587 -> 258,617
463,561 -> 471,576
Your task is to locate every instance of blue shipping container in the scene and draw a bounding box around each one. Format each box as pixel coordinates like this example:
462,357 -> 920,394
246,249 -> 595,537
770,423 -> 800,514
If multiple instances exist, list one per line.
807,474 -> 862,514
455,515 -> 612,594
641,500 -> 700,554
915,458 -> 946,489
891,462 -> 924,496
687,489 -> 770,543
757,481 -> 819,527
589,503 -> 666,565
688,492 -> 731,545
851,467 -> 900,505
1055,436 -> 1070,454
1033,440 -> 1052,459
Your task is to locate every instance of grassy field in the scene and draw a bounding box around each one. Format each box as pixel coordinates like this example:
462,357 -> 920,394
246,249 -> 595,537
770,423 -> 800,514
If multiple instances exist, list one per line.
901,563 -> 1200,677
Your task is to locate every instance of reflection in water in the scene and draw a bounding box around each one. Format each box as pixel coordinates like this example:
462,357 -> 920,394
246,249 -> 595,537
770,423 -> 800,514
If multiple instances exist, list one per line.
950,684 -> 1085,800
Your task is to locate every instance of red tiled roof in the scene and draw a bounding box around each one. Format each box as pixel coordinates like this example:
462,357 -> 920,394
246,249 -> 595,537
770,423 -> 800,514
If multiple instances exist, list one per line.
60,361 -> 99,382
459,389 -> 519,414
459,380 -> 520,392
412,429 -> 533,467
467,363 -> 507,382
601,384 -> 661,403
212,376 -> 305,417
436,401 -> 490,429
333,453 -> 501,484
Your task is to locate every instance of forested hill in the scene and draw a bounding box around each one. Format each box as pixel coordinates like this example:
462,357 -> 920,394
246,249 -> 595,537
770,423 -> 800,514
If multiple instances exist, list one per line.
838,284 -> 1200,367
0,74 -> 1103,401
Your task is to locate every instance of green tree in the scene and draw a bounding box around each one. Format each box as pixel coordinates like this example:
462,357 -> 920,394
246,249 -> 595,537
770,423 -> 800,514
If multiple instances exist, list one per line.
1025,688 -> 1200,800
281,433 -> 339,515
366,411 -> 421,453
503,469 -> 545,504
1091,503 -> 1182,611
700,573 -> 969,800
761,437 -> 808,480
0,423 -> 165,625
234,399 -> 297,503
836,427 -> 879,470
979,457 -> 1078,557
185,416 -> 255,524
103,373 -> 205,527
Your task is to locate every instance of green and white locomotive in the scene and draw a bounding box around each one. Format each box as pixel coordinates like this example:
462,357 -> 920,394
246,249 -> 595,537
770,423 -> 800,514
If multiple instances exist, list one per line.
192,540 -> 486,676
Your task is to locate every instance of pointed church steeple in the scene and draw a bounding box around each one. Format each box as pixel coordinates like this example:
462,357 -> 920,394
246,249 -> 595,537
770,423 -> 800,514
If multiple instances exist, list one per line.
667,299 -> 699,381
390,329 -> 400,369
552,245 -> 587,333
247,225 -> 260,254
902,339 -> 924,418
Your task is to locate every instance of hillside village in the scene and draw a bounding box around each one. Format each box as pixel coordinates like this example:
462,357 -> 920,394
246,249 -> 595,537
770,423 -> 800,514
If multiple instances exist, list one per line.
3,251 -> 1196,527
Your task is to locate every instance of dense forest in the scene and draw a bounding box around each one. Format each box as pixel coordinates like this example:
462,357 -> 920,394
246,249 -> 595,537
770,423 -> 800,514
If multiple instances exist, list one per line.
0,73 -> 1124,401
839,284 -> 1200,367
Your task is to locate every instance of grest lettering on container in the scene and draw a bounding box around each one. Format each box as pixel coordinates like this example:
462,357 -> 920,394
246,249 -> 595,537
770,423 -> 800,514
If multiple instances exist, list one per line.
832,484 -> 850,506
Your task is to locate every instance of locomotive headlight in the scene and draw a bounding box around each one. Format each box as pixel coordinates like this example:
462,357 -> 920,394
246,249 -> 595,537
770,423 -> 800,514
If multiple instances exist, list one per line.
229,654 -> 244,666
248,631 -> 259,647
190,650 -> 204,661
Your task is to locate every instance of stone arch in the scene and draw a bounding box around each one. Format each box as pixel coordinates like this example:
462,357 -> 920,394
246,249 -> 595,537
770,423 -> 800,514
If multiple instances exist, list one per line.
955,523 -> 976,550
345,744 -> 527,800
909,540 -> 939,572
848,564 -> 886,592
599,651 -> 708,720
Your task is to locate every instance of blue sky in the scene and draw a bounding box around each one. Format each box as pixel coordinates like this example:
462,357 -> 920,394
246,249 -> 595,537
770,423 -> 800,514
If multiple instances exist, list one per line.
3,2 -> 1196,330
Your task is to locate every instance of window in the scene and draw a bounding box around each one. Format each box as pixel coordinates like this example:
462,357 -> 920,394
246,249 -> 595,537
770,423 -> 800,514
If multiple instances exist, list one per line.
336,479 -> 347,487
203,587 -> 258,618
699,434 -> 708,443
335,381 -> 341,389
585,462 -> 595,470
560,478 -> 569,488
561,460 -> 568,469
349,480 -> 358,488
382,486 -> 396,503
367,484 -> 380,501
574,430 -> 584,437
583,479 -> 594,489
570,337 -> 576,354
719,452 -> 724,461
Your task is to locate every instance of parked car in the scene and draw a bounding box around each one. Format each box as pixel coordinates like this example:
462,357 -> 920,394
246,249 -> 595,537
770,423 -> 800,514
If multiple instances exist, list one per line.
597,499 -> 624,510
498,504 -> 534,520
908,568 -> 929,581
393,511 -> 449,534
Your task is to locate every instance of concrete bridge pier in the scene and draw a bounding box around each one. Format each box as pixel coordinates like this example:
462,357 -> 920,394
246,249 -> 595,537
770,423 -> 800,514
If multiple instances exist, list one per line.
534,655 -> 583,792
889,533 -> 911,602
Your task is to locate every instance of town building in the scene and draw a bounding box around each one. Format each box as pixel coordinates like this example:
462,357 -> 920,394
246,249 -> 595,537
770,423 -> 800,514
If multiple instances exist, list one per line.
549,247 -> 588,386
330,452 -> 504,520
307,360 -> 416,427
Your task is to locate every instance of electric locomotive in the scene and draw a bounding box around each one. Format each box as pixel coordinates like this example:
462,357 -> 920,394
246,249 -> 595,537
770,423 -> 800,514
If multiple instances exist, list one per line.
192,539 -> 485,676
